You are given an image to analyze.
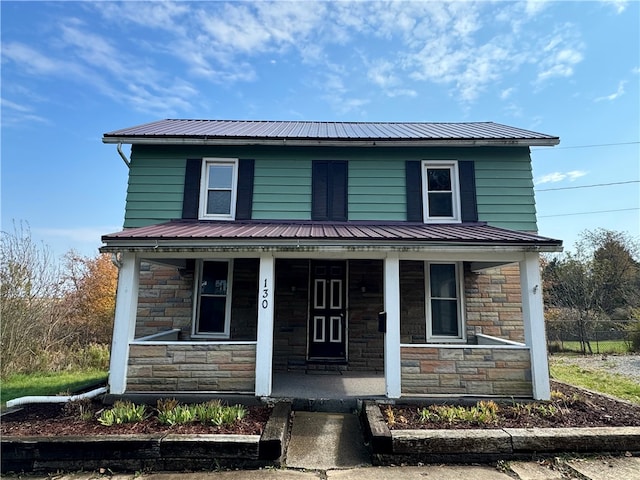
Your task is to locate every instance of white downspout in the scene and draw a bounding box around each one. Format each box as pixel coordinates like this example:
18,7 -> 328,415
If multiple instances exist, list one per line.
6,387 -> 107,408
117,143 -> 131,168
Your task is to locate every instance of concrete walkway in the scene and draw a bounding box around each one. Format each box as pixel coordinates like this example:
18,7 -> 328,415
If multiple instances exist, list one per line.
285,412 -> 371,469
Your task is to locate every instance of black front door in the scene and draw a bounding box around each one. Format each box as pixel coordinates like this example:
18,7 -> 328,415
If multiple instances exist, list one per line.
308,260 -> 347,360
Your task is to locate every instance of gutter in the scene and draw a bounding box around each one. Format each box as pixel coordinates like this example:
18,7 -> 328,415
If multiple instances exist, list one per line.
116,142 -> 131,168
103,137 -> 560,148
6,386 -> 107,408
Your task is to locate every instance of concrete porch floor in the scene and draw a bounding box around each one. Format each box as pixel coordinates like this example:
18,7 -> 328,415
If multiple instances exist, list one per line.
271,371 -> 386,399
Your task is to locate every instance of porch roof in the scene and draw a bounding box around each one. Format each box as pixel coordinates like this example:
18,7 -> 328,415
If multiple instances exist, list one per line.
100,220 -> 562,252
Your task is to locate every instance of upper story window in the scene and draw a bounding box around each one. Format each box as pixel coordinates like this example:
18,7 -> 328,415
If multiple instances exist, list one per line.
422,161 -> 461,223
199,158 -> 238,220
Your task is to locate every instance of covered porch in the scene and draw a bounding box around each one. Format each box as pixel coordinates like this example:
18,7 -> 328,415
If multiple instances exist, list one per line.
102,220 -> 561,400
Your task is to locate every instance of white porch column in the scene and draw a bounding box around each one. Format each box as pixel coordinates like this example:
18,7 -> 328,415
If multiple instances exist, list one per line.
384,253 -> 401,398
108,253 -> 140,395
520,252 -> 551,400
255,254 -> 275,397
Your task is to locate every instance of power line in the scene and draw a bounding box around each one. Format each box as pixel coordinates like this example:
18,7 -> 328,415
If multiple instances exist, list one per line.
538,207 -> 640,218
536,180 -> 640,192
531,141 -> 639,151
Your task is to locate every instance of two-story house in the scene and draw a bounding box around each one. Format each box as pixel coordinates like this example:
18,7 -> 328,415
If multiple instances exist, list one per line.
101,119 -> 561,401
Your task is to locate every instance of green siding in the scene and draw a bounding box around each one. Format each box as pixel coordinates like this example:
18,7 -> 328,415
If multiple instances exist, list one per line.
121,144 -> 538,232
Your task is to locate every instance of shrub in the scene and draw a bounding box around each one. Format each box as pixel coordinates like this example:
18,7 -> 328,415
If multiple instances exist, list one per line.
98,401 -> 146,426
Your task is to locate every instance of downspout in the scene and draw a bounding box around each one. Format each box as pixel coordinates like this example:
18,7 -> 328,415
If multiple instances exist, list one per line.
117,142 -> 131,168
6,387 -> 107,408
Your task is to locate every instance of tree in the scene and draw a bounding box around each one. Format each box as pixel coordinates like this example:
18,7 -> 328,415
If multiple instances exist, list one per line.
543,229 -> 640,354
0,222 -> 72,377
62,251 -> 118,345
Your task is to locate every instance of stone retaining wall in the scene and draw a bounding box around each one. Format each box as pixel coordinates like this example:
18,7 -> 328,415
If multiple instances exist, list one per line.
127,343 -> 256,392
401,346 -> 532,396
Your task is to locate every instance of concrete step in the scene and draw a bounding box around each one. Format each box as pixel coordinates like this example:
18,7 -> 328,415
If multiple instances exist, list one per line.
285,411 -> 371,470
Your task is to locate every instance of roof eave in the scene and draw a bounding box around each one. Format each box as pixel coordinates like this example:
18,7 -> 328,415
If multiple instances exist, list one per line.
102,136 -> 560,148
100,238 -> 563,254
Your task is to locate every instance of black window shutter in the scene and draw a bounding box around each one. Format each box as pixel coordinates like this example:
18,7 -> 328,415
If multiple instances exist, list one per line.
312,161 -> 329,220
406,160 -> 423,222
182,158 -> 202,219
235,159 -> 255,220
458,160 -> 478,222
329,161 -> 348,221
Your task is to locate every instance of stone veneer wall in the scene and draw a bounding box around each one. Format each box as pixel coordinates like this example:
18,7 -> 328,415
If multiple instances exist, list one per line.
400,261 -> 525,344
136,262 -> 193,338
401,346 -> 532,396
127,343 -> 256,392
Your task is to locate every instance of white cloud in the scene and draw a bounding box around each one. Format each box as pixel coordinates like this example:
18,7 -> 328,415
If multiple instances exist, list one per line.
595,80 -> 627,102
535,170 -> 588,185
534,25 -> 584,85
603,0 -> 628,14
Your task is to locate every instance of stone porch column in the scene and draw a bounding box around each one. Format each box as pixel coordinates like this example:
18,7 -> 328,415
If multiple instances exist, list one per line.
108,252 -> 140,395
255,254 -> 275,397
520,251 -> 551,400
384,253 -> 401,398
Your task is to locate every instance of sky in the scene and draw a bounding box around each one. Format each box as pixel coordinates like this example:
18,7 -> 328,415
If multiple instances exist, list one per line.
2,0 -> 639,259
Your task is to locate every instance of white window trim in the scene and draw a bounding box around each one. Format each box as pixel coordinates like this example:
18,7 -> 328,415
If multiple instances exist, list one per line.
192,259 -> 233,339
421,160 -> 461,223
425,261 -> 466,342
199,158 -> 239,220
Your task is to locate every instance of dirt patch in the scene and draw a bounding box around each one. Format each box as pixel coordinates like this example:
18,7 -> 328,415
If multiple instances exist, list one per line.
0,402 -> 271,437
383,381 -> 640,430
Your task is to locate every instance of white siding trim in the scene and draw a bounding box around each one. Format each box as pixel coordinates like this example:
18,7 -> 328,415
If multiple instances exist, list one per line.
255,254 -> 275,396
108,253 -> 140,394
520,252 -> 551,400
384,253 -> 401,398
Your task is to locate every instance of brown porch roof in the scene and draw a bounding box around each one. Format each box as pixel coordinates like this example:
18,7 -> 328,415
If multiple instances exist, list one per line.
101,220 -> 562,250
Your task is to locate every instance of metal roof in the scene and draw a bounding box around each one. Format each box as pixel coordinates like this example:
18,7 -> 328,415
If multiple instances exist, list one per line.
101,220 -> 562,252
103,119 -> 559,147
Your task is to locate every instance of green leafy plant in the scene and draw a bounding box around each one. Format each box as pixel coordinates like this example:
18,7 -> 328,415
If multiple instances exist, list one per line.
157,404 -> 196,426
97,400 -> 146,426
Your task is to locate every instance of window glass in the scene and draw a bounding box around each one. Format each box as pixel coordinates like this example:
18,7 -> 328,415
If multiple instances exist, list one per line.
427,168 -> 451,191
196,261 -> 230,336
208,164 -> 233,189
428,192 -> 454,217
428,263 -> 461,339
207,191 -> 232,215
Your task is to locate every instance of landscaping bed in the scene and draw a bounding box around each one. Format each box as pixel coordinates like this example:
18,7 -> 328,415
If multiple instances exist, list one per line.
362,382 -> 640,465
0,399 -> 291,474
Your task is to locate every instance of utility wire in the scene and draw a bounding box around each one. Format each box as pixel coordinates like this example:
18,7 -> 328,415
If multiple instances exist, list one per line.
531,141 -> 639,151
538,207 -> 640,218
536,180 -> 640,192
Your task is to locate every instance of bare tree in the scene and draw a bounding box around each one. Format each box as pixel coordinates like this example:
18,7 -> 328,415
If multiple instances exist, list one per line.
0,221 -> 73,377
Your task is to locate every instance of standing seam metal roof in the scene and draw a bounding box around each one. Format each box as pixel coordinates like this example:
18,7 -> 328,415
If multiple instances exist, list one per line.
103,119 -> 559,144
101,220 -> 562,246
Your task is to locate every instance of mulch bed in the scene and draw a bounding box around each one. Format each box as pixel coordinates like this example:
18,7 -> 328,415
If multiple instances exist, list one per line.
1,402 -> 271,437
383,381 -> 640,430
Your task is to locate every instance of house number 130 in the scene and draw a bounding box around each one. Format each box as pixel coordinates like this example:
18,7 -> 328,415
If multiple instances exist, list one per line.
261,279 -> 269,309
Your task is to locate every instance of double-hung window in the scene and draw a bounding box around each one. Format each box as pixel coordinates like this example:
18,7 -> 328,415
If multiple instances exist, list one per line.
199,158 -> 238,219
422,161 -> 461,223
426,262 -> 464,341
193,260 -> 233,338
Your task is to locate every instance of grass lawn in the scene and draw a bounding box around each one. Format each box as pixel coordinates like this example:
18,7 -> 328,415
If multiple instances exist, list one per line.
550,362 -> 640,405
550,339 -> 630,354
1,369 -> 108,408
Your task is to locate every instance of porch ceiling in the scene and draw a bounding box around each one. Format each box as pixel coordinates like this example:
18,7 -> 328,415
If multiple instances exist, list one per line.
100,220 -> 562,253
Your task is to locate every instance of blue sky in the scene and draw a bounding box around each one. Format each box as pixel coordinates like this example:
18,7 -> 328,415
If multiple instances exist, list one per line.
2,0 -> 639,258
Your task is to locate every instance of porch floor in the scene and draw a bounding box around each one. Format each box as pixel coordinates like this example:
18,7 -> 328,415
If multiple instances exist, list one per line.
271,371 -> 385,399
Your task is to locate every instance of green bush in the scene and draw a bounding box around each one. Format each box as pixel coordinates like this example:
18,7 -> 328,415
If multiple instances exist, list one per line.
628,321 -> 640,352
98,400 -> 146,426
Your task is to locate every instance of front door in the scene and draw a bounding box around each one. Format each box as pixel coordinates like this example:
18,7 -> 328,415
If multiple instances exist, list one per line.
308,260 -> 347,360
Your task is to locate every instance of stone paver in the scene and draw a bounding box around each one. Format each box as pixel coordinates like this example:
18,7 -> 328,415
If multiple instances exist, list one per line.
567,456 -> 640,480
326,465 -> 513,479
285,412 -> 371,470
509,461 -> 564,480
